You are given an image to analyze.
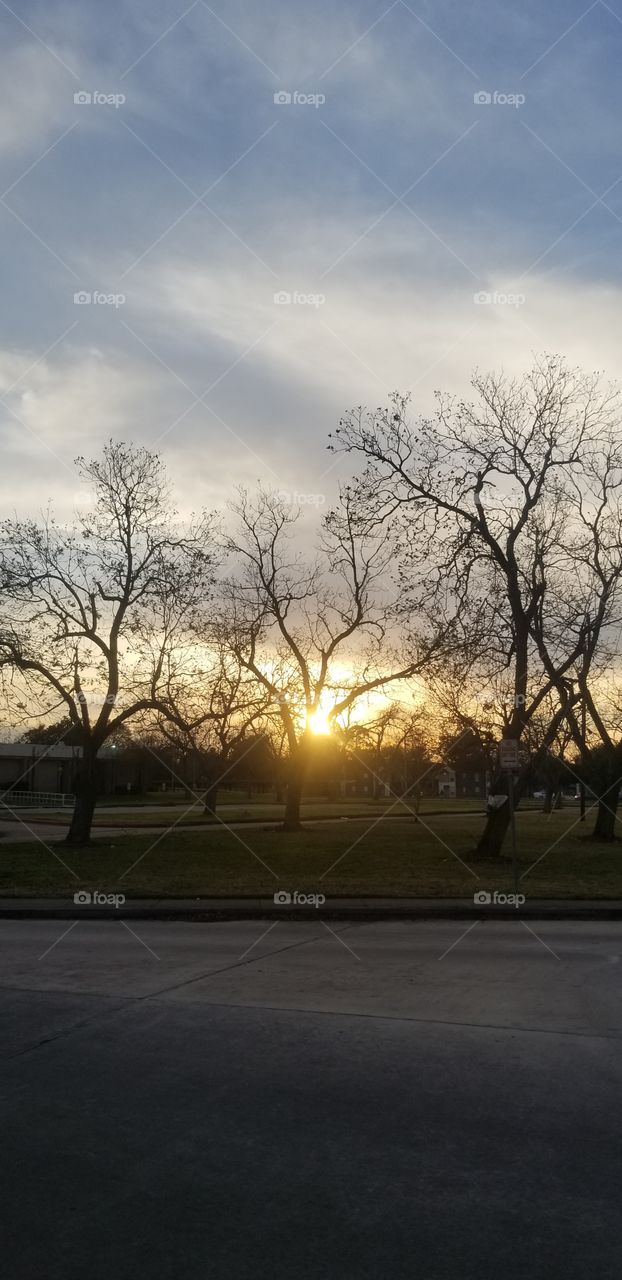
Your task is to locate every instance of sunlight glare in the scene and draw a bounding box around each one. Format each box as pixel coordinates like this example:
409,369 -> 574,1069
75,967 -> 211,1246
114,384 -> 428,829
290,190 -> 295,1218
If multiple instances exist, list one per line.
308,707 -> 331,735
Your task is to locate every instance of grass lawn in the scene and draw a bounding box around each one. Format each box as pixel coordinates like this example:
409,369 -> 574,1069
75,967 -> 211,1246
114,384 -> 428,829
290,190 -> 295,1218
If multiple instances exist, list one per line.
1,808 -> 621,898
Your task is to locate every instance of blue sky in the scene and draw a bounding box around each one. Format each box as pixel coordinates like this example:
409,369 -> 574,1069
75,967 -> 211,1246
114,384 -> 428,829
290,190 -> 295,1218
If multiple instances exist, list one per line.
2,0 -> 622,515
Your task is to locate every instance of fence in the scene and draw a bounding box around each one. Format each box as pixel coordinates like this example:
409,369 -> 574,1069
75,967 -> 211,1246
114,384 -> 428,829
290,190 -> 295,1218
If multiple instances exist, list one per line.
0,791 -> 73,811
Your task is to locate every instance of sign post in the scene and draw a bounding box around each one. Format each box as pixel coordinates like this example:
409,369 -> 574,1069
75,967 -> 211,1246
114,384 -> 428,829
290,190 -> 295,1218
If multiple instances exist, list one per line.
499,738 -> 520,898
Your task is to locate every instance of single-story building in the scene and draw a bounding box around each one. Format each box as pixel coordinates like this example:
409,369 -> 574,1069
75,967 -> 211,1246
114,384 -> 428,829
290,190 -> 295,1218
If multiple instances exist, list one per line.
0,743 -> 82,798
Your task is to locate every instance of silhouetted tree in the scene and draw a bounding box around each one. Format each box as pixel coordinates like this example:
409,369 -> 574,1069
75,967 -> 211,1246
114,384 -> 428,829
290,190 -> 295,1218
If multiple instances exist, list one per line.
335,356 -> 618,855
222,488 -> 452,829
152,637 -> 272,816
0,442 -> 215,844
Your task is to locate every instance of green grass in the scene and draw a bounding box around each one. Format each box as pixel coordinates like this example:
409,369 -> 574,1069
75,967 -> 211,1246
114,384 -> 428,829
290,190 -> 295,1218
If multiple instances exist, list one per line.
1,808 -> 621,899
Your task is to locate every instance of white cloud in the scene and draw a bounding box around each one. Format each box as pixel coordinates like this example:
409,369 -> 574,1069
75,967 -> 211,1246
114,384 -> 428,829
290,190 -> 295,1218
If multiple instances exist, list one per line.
127,227 -> 622,417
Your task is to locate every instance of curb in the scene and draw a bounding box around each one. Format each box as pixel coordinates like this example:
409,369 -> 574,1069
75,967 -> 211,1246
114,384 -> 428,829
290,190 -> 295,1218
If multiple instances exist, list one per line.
2,898 -> 622,921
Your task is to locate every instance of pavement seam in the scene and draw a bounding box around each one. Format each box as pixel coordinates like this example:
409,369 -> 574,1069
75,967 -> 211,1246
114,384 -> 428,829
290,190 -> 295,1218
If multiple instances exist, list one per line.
2,985 -> 615,1044
133,923 -> 363,1000
0,923 -> 364,1010
141,997 -> 621,1040
2,1000 -> 130,1061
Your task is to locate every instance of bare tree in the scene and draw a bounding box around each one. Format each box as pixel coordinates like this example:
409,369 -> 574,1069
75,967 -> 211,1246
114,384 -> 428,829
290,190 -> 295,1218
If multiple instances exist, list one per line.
428,660 -> 572,813
151,636 -> 273,816
522,703 -> 575,813
340,700 -> 432,802
531,431 -> 622,838
0,442 -> 215,844
334,356 -> 618,855
222,488 -> 451,830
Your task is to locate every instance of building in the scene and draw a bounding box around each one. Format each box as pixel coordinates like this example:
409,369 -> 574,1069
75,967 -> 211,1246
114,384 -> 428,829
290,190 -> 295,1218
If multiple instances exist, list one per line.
436,765 -> 488,799
0,742 -> 181,801
0,743 -> 82,798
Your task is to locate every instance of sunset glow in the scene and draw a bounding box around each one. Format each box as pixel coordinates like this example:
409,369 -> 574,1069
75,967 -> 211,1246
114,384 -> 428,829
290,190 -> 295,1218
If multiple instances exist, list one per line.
308,707 -> 332,736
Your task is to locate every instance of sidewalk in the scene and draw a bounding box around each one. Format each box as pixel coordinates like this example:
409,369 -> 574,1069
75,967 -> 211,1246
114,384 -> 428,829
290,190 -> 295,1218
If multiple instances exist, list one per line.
2,896 -> 622,920
0,806 -> 488,829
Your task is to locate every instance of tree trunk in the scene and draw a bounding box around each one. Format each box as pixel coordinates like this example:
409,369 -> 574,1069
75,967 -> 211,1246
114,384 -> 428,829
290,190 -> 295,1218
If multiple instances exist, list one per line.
65,751 -> 98,845
475,793 -> 512,858
476,703 -> 576,857
476,760 -> 528,857
282,745 -> 309,831
203,782 -> 218,818
592,780 -> 620,841
543,785 -> 553,814
283,771 -> 304,830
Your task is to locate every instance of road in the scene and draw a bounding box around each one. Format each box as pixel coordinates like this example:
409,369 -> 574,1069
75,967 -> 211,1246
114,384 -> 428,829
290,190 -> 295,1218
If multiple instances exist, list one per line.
1,919 -> 621,1278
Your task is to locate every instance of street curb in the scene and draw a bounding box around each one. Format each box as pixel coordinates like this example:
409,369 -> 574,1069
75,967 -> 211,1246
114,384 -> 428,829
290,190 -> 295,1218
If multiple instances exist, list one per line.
2,898 -> 622,921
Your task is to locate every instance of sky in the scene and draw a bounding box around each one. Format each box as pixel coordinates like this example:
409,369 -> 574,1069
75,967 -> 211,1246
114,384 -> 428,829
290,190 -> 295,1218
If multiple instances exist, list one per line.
2,0 -> 622,521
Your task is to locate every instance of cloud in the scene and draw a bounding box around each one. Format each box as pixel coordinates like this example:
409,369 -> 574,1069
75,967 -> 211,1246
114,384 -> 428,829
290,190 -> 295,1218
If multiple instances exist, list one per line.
2,0 -> 622,524
0,43 -> 74,157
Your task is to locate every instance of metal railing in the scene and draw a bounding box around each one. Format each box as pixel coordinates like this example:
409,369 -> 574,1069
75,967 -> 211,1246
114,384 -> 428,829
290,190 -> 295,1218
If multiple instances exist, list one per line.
0,790 -> 73,810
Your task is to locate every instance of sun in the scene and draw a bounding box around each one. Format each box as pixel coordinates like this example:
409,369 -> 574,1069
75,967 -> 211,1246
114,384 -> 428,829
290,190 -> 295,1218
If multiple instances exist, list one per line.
308,707 -> 331,735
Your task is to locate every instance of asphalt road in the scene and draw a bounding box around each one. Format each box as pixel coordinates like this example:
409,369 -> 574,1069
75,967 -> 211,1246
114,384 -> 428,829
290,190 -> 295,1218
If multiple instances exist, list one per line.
1,919 -> 621,1278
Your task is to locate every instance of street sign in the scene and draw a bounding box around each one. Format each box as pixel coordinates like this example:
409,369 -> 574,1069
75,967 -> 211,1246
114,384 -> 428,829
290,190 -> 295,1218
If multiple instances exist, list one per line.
499,738 -> 520,771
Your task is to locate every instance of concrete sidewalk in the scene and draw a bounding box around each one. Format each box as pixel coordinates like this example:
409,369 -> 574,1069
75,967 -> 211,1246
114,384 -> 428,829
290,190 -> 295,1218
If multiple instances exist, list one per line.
0,807 -> 486,840
2,895 -> 622,919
